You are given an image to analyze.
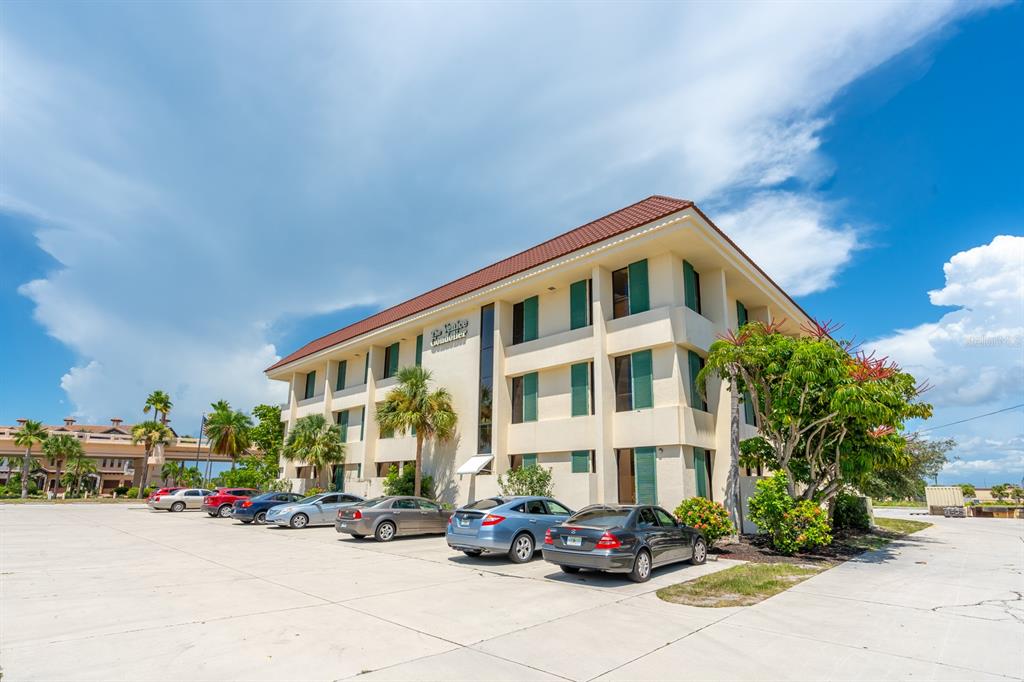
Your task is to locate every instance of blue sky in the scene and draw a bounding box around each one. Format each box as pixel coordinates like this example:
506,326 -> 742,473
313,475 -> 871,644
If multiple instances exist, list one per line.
1,2 -> 1021,484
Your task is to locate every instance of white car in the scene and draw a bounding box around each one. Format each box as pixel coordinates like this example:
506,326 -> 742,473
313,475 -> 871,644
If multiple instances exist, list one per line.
148,488 -> 214,512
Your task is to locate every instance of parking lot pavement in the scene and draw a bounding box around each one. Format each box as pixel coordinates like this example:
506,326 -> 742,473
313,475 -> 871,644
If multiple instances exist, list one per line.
2,505 -> 1021,681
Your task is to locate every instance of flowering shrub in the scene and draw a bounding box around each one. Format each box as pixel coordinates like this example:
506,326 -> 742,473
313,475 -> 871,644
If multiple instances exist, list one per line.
749,472 -> 832,555
673,497 -> 734,548
306,487 -> 325,496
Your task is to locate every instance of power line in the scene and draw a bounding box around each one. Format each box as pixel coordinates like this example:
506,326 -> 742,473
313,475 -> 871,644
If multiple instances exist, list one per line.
912,403 -> 1024,433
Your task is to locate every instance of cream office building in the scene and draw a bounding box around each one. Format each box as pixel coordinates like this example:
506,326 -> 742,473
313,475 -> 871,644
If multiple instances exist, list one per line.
266,196 -> 813,511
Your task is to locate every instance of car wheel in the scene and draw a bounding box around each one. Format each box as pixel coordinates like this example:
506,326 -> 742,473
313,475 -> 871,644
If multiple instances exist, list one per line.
290,513 -> 309,529
170,501 -> 185,513
207,512 -> 217,517
508,533 -> 535,563
463,549 -> 483,557
254,511 -> 267,524
690,538 -> 708,565
628,549 -> 652,583
217,505 -> 232,518
559,565 -> 581,574
375,521 -> 396,542
350,533 -> 366,540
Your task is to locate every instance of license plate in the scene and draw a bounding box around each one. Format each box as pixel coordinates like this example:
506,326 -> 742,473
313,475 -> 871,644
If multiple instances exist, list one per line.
458,518 -> 470,527
339,522 -> 347,527
565,536 -> 582,547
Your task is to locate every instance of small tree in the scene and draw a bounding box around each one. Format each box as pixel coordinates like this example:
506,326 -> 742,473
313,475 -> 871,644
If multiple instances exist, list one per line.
43,433 -> 83,494
204,401 -> 253,470
62,450 -> 97,496
991,484 -> 1009,502
748,472 -> 831,555
144,390 -> 173,425
958,483 -> 976,498
14,420 -> 48,499
674,497 -> 734,548
376,366 -> 457,497
131,421 -> 173,498
498,465 -> 553,497
1010,485 -> 1024,504
282,414 -> 346,489
382,464 -> 435,498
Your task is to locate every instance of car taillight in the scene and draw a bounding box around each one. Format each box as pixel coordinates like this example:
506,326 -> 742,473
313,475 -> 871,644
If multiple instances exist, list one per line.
481,514 -> 505,526
544,528 -> 553,545
153,495 -> 161,502
352,509 -> 362,519
595,532 -> 621,549
242,501 -> 252,508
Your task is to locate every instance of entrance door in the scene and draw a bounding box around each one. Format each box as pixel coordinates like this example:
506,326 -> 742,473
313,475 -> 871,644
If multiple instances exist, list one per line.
694,448 -> 713,500
616,449 -> 635,504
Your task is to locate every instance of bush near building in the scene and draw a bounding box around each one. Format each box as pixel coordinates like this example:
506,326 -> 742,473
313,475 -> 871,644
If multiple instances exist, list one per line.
832,492 -> 872,531
673,497 -> 733,548
382,464 -> 435,499
748,472 -> 832,555
498,465 -> 554,497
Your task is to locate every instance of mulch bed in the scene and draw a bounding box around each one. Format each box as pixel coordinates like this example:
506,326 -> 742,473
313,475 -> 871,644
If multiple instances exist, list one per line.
711,528 -> 900,566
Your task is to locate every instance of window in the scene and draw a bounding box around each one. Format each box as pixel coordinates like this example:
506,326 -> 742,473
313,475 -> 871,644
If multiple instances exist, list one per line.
546,500 -> 572,515
637,508 -> 658,529
303,371 -> 316,400
736,300 -> 748,328
569,279 -> 592,329
363,353 -> 370,384
383,342 -> 400,379
393,498 -> 417,510
378,404 -> 394,439
569,507 -> 631,528
336,360 -> 347,391
417,499 -> 440,511
376,462 -> 396,477
683,260 -> 702,314
509,453 -> 537,469
465,497 -> 504,510
570,362 -> 592,416
611,259 -> 650,319
743,391 -> 756,426
185,490 -> 201,497
512,296 -> 539,344
336,410 -> 349,442
478,304 -> 495,454
614,350 -> 653,412
415,334 -> 423,366
511,372 -> 538,423
688,350 -> 707,411
525,499 -> 546,514
653,508 -> 676,526
571,450 -> 592,474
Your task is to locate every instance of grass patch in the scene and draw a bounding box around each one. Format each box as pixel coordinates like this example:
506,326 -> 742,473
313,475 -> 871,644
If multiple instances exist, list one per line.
657,563 -> 825,608
874,517 -> 931,535
0,498 -> 141,505
871,500 -> 926,508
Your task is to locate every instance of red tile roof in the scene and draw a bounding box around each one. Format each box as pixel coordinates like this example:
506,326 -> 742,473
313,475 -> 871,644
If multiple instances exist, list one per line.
267,195 -> 693,372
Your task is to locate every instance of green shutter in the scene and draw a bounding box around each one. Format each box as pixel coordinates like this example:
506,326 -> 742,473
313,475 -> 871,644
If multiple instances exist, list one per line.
571,450 -> 590,474
336,360 -> 347,391
363,354 -> 370,384
570,280 -> 589,329
683,260 -> 699,312
415,334 -> 423,366
694,448 -> 708,499
387,342 -> 400,377
523,372 -> 538,422
304,371 -> 316,399
743,390 -> 756,426
628,260 -> 649,314
522,453 -> 538,468
571,362 -> 590,416
631,349 -> 653,410
688,350 -> 705,410
736,300 -> 748,327
337,409 -> 349,442
635,447 -> 657,504
358,407 -> 364,441
333,465 -> 345,493
522,296 -> 538,342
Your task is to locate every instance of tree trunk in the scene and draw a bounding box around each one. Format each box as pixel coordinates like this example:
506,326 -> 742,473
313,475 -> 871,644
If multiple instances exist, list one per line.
413,433 -> 424,498
137,445 -> 151,498
55,458 -> 63,495
20,447 -> 31,499
725,374 -> 742,534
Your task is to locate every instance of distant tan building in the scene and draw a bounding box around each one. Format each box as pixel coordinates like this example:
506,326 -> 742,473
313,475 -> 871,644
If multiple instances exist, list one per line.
0,418 -> 233,494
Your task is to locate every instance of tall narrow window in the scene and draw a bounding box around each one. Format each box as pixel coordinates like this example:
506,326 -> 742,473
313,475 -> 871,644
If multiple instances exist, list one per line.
336,410 -> 349,442
511,373 -> 538,423
612,260 -> 649,319
571,449 -> 592,474
736,300 -> 748,328
383,342 -> 400,379
614,355 -> 633,412
683,260 -> 702,314
478,304 -> 495,454
688,350 -> 707,411
631,349 -> 653,410
570,362 -> 592,416
303,371 -> 316,400
569,279 -> 592,330
357,407 -> 364,441
363,354 -> 370,384
377,403 -> 394,438
415,334 -> 423,366
512,296 -> 539,344
743,391 -> 756,426
612,267 -> 630,319
335,360 -> 347,392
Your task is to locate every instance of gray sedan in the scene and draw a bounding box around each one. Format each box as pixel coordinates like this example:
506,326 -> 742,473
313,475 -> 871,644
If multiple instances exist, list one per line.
265,492 -> 364,528
336,496 -> 453,542
147,488 -> 214,512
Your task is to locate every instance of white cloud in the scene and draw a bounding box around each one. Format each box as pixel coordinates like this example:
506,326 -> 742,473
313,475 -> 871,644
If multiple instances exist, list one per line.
872,236 -> 1024,482
0,2 -> 988,426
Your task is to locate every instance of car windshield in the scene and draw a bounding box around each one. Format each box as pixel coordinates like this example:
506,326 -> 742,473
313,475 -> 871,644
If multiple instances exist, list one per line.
354,496 -> 390,508
296,494 -> 324,504
251,493 -> 278,502
568,507 -> 631,528
464,497 -> 504,510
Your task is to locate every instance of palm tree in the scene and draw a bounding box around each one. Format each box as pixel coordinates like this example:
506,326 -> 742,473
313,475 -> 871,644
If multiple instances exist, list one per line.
144,390 -> 174,425
161,460 -> 185,485
282,415 -> 346,489
376,366 -> 457,497
14,420 -> 48,499
62,449 -> 97,496
204,401 -> 253,470
42,433 -> 84,495
131,421 -> 173,498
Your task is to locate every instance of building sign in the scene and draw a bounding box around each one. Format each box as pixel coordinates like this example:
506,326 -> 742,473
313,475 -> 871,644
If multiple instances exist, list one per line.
431,319 -> 469,347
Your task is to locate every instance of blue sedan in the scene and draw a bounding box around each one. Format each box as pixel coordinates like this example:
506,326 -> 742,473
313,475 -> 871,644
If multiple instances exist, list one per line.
446,496 -> 574,563
230,492 -> 303,524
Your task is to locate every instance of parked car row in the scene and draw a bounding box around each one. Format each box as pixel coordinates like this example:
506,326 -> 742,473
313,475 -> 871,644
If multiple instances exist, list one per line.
147,488 -> 707,582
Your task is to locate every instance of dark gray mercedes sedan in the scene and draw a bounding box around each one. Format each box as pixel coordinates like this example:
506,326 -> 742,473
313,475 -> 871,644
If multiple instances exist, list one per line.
541,504 -> 707,582
335,495 -> 453,542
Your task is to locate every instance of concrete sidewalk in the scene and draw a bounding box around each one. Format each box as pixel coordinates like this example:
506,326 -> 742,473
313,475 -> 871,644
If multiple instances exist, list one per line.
1,505 -> 1021,681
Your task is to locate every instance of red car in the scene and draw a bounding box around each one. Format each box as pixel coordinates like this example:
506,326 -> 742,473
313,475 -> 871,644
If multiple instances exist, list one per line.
148,486 -> 184,502
203,488 -> 258,518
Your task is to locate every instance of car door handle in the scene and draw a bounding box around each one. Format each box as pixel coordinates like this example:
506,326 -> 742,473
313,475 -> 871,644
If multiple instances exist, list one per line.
529,519 -> 537,523
419,511 -> 428,515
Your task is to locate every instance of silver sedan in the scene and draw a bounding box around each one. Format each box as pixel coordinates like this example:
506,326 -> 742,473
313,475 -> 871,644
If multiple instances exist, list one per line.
265,492 -> 363,528
336,496 -> 453,542
147,488 -> 214,512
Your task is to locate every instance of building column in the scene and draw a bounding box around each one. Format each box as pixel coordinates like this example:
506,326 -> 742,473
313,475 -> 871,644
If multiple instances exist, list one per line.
361,347 -> 380,478
492,301 -> 513,475
591,264 -> 616,504
279,372 -> 301,479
